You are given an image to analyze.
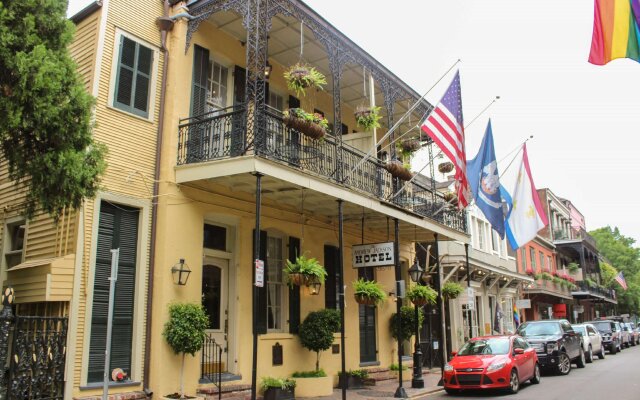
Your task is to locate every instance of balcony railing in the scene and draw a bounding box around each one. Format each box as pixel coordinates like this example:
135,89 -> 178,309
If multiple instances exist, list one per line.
574,281 -> 616,301
177,106 -> 467,233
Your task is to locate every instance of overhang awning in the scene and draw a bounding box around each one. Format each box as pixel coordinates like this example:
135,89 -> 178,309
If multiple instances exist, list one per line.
6,254 -> 75,303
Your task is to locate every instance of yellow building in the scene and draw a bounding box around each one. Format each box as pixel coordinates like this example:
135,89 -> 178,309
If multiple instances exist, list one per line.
0,1 -> 473,399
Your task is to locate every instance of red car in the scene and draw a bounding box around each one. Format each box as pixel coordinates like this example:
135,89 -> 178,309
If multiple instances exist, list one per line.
443,335 -> 541,395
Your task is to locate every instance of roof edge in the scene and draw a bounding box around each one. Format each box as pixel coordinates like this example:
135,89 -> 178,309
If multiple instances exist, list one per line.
70,0 -> 102,24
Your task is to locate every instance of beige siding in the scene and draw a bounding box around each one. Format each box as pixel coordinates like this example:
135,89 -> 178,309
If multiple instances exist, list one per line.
69,9 -> 101,91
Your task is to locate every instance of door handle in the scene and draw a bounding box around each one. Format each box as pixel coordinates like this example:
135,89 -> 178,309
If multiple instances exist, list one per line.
224,319 -> 229,335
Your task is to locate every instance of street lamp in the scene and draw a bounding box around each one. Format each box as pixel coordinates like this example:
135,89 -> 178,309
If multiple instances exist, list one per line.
307,276 -> 322,296
408,258 -> 425,389
171,258 -> 191,286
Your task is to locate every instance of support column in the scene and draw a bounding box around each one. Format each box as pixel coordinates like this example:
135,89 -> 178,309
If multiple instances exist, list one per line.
0,288 -> 14,400
393,218 -> 407,398
434,233 -> 447,386
328,48 -> 345,183
337,200 -> 347,400
251,173 -> 263,400
465,244 -> 472,340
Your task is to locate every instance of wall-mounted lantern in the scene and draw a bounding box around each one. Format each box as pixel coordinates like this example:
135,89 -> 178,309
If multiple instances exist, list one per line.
171,258 -> 191,286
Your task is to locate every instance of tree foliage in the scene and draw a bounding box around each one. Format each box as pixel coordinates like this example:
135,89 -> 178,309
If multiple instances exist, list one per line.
298,309 -> 340,371
590,226 -> 640,314
163,303 -> 209,356
0,0 -> 106,219
599,262 -> 618,289
390,306 -> 424,342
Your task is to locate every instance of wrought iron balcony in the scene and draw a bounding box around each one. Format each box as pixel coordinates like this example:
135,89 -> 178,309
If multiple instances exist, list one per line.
573,281 -> 616,301
177,105 -> 467,233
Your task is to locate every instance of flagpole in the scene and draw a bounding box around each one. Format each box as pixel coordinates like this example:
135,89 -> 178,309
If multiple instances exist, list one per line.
386,96 -> 501,201
498,136 -> 534,179
343,59 -> 461,183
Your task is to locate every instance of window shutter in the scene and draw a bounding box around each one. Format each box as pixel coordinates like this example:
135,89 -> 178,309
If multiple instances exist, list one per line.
115,36 -> 135,108
233,65 -> 246,106
253,229 -> 268,334
288,236 -> 301,334
87,202 -> 139,383
324,245 -> 339,310
191,45 -> 210,117
133,45 -> 153,114
114,36 -> 152,117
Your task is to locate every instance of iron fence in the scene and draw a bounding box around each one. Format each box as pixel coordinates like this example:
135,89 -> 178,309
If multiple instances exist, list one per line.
200,334 -> 223,400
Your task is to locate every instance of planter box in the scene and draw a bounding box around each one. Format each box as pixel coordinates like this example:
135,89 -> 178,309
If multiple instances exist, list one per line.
294,376 -> 333,397
338,375 -> 366,389
263,388 -> 295,400
162,396 -> 205,400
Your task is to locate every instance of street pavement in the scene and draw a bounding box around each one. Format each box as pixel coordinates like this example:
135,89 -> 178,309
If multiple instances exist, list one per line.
424,345 -> 640,400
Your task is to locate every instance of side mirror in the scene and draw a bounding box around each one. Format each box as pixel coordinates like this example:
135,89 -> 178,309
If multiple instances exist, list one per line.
514,348 -> 525,355
450,351 -> 458,357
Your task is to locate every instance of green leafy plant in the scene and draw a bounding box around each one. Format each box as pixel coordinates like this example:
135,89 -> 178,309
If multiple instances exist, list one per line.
352,278 -> 386,305
568,262 -> 580,273
261,377 -> 297,392
292,369 -> 327,378
299,309 -> 341,372
163,303 -> 209,398
585,278 -> 597,287
541,272 -> 553,281
533,273 -> 543,280
390,306 -> 424,341
284,253 -> 327,287
283,108 -> 329,139
389,363 -> 408,371
552,276 -> 563,285
442,281 -> 464,299
284,63 -> 326,97
0,0 -> 107,220
354,105 -> 382,131
340,369 -> 369,379
406,284 -> 437,306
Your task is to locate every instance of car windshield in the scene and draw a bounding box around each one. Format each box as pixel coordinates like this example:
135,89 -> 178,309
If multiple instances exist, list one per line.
457,338 -> 510,356
572,326 -> 586,335
592,322 -> 612,332
516,322 -> 561,336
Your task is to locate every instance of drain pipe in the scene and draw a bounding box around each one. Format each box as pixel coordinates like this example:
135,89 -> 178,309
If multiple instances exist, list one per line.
143,0 -> 173,395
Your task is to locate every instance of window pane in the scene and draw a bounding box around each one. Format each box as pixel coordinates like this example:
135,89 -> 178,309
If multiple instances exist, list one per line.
121,37 -> 136,67
203,224 -> 226,250
202,265 -> 221,329
137,45 -> 153,75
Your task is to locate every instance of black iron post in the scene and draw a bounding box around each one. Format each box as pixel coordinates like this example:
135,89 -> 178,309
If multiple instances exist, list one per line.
337,200 -> 347,400
434,233 -> 446,386
0,288 -> 13,400
393,218 -> 407,398
411,285 -> 424,388
465,244 -> 472,340
250,173 -> 262,400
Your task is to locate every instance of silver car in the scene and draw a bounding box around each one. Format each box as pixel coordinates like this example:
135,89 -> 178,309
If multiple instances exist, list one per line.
572,323 -> 605,362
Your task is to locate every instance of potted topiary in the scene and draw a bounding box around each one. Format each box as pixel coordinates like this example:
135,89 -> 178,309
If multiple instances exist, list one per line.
284,63 -> 327,97
390,305 -> 424,343
385,159 -> 413,181
284,253 -> 327,287
295,309 -> 340,397
283,108 -> 329,140
162,303 -> 209,399
338,369 -> 370,389
442,281 -> 463,300
406,284 -> 437,307
261,377 -> 296,400
354,105 -> 382,131
352,278 -> 386,305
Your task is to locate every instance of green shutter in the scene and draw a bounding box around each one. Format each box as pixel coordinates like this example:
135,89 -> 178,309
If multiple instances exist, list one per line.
87,202 -> 139,383
253,230 -> 268,334
114,36 -> 152,118
288,237 -> 301,334
324,245 -> 339,310
191,45 -> 210,117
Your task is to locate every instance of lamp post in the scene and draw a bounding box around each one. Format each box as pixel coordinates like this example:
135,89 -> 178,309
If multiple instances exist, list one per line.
408,259 -> 425,389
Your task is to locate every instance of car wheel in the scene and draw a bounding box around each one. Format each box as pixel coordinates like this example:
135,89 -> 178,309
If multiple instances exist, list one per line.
557,352 -> 571,375
610,343 -> 617,354
508,369 -> 519,394
586,345 -> 593,363
575,348 -> 586,368
444,388 -> 459,395
530,363 -> 541,384
598,347 -> 605,360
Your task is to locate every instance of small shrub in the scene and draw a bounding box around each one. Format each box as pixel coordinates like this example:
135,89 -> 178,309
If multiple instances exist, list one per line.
261,377 -> 296,392
340,369 -> 369,379
389,363 -> 408,371
292,369 -> 327,378
541,272 -> 553,281
390,306 -> 424,341
299,309 -> 341,371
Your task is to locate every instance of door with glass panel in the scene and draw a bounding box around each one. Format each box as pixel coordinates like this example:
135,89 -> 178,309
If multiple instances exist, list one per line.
206,59 -> 230,157
202,257 -> 229,371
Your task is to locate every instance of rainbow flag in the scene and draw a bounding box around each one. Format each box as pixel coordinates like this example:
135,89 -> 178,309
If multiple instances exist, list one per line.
513,303 -> 520,328
589,0 -> 640,65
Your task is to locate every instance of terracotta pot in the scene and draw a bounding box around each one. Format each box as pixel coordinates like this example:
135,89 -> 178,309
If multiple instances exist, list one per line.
385,161 -> 413,181
284,114 -> 326,139
411,298 -> 428,307
438,162 -> 454,174
288,273 -> 307,286
400,139 -> 421,153
355,294 -> 377,306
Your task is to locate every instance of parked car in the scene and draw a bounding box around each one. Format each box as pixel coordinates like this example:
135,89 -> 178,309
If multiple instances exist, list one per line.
572,323 -> 605,362
516,319 -> 584,375
620,322 -> 632,348
444,335 -> 540,395
624,323 -> 638,345
587,320 -> 622,354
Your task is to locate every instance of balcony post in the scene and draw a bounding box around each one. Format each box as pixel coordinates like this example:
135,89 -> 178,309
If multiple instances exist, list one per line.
326,46 -> 346,183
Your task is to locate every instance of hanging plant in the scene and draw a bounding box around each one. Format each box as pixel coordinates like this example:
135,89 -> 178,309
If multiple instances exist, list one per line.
284,254 -> 327,287
396,138 -> 421,160
284,63 -> 326,97
385,160 -> 413,181
352,279 -> 386,306
567,262 -> 580,273
354,105 -> 382,131
442,281 -> 463,300
283,108 -> 328,140
443,191 -> 458,207
406,285 -> 438,307
438,162 -> 454,174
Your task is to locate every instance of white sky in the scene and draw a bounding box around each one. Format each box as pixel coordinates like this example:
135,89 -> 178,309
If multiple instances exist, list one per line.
67,0 -> 640,243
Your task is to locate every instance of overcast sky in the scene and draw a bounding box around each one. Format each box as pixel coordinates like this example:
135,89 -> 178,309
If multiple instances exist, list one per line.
67,0 -> 640,243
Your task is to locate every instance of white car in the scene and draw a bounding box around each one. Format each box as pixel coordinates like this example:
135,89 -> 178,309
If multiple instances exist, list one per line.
572,323 -> 605,362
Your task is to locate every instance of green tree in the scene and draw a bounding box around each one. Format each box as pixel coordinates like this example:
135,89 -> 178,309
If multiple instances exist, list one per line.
298,309 -> 341,372
0,0 -> 106,219
590,226 -> 640,314
599,262 -> 618,288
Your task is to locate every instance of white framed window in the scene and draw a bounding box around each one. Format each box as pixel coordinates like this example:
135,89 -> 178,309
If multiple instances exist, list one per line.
540,251 -> 546,271
530,247 -> 536,271
476,219 -> 485,251
110,30 -> 159,120
501,297 -> 514,334
267,91 -> 284,111
2,219 -> 26,271
548,256 -> 553,272
491,230 -> 499,253
207,59 -> 230,110
266,233 -> 287,332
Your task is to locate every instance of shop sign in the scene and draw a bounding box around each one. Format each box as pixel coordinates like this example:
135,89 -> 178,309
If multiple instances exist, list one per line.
516,299 -> 531,309
574,305 -> 585,313
352,242 -> 395,268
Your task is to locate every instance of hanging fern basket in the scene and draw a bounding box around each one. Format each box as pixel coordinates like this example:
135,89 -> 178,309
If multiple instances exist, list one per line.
354,105 -> 382,131
283,108 -> 327,140
438,162 -> 454,174
288,273 -> 308,286
385,160 -> 413,181
400,138 -> 421,154
354,294 -> 378,306
284,63 -> 327,97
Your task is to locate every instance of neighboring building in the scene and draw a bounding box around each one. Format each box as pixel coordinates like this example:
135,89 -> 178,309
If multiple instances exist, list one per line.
0,1 -> 472,399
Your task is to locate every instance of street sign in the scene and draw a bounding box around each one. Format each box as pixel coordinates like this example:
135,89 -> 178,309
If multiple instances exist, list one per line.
352,242 -> 395,268
574,305 -> 585,313
255,259 -> 264,287
516,299 -> 531,309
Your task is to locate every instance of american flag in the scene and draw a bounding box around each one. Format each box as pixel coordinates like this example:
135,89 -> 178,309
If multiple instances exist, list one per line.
615,271 -> 628,290
421,71 -> 471,208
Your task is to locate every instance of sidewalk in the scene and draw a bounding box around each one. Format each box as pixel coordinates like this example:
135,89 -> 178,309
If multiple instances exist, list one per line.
300,370 -> 443,400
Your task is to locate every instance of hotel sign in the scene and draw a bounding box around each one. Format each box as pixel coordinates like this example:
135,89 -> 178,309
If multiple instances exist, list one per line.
352,242 -> 395,268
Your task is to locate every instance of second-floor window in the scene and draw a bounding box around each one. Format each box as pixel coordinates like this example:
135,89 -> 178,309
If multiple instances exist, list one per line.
530,248 -> 536,271
476,219 -> 485,250
2,220 -> 25,270
520,247 -> 527,271
266,234 -> 287,332
267,92 -> 284,111
207,60 -> 229,110
113,34 -> 154,118
540,251 -> 546,271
